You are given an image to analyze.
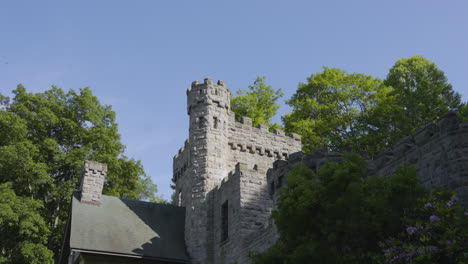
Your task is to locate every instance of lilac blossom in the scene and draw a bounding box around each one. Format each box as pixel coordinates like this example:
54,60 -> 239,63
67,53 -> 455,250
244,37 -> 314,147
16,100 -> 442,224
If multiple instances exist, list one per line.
424,202 -> 433,208
428,247 -> 439,253
405,225 -> 421,235
450,195 -> 459,202
429,215 -> 440,222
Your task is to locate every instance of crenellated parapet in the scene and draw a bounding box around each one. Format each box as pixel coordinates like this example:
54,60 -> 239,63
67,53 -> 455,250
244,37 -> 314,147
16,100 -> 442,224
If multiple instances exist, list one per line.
186,78 -> 231,115
173,139 -> 190,183
227,116 -> 301,166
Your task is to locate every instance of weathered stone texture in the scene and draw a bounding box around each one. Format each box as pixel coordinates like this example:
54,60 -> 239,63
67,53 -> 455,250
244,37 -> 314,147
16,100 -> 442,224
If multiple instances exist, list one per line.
371,112 -> 468,204
79,160 -> 107,205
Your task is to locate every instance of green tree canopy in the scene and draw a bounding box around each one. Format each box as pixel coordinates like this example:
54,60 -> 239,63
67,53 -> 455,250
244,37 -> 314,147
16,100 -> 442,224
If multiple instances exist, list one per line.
0,182 -> 54,264
383,55 -> 462,142
0,85 -> 161,261
231,76 -> 284,128
283,67 -> 394,154
284,57 -> 464,155
251,153 -> 428,264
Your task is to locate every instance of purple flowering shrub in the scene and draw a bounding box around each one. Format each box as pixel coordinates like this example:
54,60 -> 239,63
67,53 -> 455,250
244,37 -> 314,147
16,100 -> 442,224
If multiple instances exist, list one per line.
381,192 -> 468,263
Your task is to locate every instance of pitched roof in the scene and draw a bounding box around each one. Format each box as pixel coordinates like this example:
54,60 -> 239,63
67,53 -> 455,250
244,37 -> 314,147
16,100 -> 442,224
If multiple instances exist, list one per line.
69,192 -> 189,262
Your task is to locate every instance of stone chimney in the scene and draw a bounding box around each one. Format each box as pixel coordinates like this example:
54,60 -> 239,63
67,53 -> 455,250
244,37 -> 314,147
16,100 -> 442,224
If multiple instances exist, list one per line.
79,160 -> 107,205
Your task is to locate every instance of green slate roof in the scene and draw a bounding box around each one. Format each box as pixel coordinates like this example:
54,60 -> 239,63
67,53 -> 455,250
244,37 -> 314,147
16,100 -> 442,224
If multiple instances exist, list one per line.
69,192 -> 189,262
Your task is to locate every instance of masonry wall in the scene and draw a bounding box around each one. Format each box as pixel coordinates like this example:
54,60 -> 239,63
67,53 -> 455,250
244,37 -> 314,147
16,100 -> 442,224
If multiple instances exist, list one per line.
371,112 -> 468,204
226,116 -> 301,173
212,166 -> 242,264
212,163 -> 277,264
266,112 -> 468,207
246,112 -> 468,263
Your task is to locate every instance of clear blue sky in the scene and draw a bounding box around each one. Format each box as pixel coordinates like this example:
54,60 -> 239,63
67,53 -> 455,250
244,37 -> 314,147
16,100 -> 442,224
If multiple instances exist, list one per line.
1,0 -> 467,200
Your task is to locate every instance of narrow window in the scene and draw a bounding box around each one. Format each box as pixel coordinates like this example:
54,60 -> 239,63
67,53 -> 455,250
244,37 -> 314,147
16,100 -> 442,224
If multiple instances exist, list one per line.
221,200 -> 229,241
277,175 -> 284,188
199,116 -> 205,128
213,117 -> 218,129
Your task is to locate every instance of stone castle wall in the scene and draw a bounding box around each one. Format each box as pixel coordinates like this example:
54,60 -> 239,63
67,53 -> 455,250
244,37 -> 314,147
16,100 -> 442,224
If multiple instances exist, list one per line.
371,111 -> 468,203
173,78 -> 467,264
267,111 -> 468,206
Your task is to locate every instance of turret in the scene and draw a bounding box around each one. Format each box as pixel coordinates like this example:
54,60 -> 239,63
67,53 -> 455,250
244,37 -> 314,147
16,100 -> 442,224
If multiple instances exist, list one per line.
180,78 -> 233,263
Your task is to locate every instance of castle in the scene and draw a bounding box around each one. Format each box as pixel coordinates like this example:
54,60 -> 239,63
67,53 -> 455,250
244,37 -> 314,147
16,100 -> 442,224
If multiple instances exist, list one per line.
172,78 -> 301,264
175,77 -> 468,264
60,78 -> 468,264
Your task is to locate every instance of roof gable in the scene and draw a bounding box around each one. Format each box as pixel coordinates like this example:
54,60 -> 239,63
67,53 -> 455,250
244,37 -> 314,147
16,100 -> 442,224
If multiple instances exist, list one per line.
69,192 -> 189,262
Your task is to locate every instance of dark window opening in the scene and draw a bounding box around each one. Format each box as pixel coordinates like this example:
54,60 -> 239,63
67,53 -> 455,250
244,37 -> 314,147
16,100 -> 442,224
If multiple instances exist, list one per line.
199,116 -> 206,127
277,175 -> 284,188
213,116 -> 218,129
221,200 -> 229,241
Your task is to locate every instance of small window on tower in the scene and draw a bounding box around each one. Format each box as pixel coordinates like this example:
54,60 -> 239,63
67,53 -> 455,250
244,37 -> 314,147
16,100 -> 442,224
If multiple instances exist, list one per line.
199,116 -> 205,128
221,200 -> 229,241
213,117 -> 218,129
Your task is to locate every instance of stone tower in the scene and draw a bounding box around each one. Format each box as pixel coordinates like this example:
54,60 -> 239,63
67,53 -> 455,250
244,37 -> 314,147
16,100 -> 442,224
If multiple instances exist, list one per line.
174,78 -> 232,263
173,78 -> 302,264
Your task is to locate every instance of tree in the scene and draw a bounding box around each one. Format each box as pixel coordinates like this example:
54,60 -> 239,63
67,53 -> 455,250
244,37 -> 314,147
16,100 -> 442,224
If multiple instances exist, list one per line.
0,85 -> 162,259
458,103 -> 468,122
384,55 -> 462,142
0,182 -> 54,264
231,76 -> 284,128
250,153 -> 429,264
283,67 -> 394,155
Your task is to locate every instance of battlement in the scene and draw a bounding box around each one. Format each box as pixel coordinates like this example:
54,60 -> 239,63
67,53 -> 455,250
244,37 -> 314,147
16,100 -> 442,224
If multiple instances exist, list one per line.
186,78 -> 231,115
173,139 -> 190,183
227,116 -> 302,165
220,162 -> 268,186
234,116 -> 301,140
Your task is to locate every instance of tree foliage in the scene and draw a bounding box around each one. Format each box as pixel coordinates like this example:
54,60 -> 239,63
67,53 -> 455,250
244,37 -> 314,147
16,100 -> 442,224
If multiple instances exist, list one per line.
382,55 -> 462,143
231,76 -> 283,128
251,153 -> 429,264
0,182 -> 54,264
284,56 -> 464,155
0,85 -> 161,260
283,67 -> 394,155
